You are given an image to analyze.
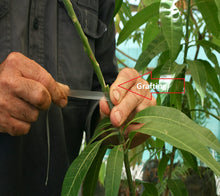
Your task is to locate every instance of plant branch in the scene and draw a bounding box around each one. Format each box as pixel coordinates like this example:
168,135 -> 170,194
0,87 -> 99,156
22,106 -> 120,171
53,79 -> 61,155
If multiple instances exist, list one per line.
124,151 -> 136,196
62,0 -> 113,108
184,0 -> 191,63
164,147 -> 176,196
116,48 -> 137,62
116,57 -> 129,68
190,109 -> 220,121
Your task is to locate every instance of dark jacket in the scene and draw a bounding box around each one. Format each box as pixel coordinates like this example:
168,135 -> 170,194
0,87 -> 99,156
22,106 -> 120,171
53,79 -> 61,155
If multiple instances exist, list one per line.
0,0 -> 118,195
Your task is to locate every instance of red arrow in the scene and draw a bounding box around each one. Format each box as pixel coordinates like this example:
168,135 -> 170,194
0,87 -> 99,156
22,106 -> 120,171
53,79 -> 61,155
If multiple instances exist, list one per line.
118,71 -> 185,100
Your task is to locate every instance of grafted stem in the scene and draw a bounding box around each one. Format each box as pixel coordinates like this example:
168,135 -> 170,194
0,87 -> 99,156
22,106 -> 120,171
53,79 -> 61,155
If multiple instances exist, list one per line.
62,0 -> 113,108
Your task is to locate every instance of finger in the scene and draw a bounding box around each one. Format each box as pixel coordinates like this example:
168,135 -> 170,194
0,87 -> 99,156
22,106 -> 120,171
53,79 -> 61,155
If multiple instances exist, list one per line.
110,79 -> 148,127
110,68 -> 140,105
0,112 -> 31,136
5,52 -> 68,107
9,97 -> 39,123
99,97 -> 111,119
13,77 -> 52,110
135,93 -> 157,113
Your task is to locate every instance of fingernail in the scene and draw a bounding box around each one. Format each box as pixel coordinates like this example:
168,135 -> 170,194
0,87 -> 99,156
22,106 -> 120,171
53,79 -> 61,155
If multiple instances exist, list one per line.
114,110 -> 122,125
113,90 -> 120,102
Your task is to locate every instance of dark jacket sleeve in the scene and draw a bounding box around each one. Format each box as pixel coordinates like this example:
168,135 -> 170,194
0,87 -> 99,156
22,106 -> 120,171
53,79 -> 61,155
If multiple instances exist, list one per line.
85,0 -> 118,141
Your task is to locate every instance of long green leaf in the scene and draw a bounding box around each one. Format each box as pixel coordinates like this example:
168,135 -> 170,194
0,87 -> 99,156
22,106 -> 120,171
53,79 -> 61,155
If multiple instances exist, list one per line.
160,62 -> 186,77
197,40 -> 220,54
187,60 -> 207,106
117,2 -> 160,45
105,145 -> 124,196
169,79 -> 184,110
180,150 -> 198,172
167,179 -> 188,196
142,16 -> 160,52
83,146 -> 107,196
160,0 -> 182,60
89,117 -> 113,144
215,0 -> 220,22
202,46 -> 220,77
129,106 -> 220,176
113,0 -> 123,17
135,33 -> 168,71
158,154 -> 170,182
61,132 -> 118,196
158,50 -> 170,66
142,182 -> 159,196
194,0 -> 220,39
199,59 -> 220,98
61,141 -> 102,196
121,2 -> 132,19
185,82 -> 195,119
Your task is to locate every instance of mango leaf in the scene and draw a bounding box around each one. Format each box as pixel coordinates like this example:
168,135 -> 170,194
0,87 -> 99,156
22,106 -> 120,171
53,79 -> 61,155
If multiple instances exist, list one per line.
187,60 -> 207,106
142,182 -> 159,196
99,162 -> 106,186
167,179 -> 188,196
135,33 -> 168,71
117,2 -> 160,45
141,0 -> 160,8
129,106 -> 220,176
180,150 -> 198,172
61,132 -> 118,196
61,141 -> 102,196
117,10 -> 127,27
215,0 -> 220,22
129,143 -> 145,168
185,82 -> 195,119
83,146 -> 107,196
202,46 -> 220,76
121,2 -> 132,19
160,0 -> 182,60
158,154 -> 170,182
105,145 -> 124,196
156,138 -> 165,150
158,50 -> 170,66
169,79 -> 184,110
197,40 -> 220,54
199,59 -> 220,98
142,16 -> 160,52
113,0 -> 123,17
89,117 -> 114,144
194,0 -> 220,39
147,64 -> 163,84
160,62 -> 186,77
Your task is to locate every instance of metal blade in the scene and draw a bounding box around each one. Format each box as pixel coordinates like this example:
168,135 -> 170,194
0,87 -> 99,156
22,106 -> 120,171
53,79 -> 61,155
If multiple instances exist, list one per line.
68,89 -> 109,101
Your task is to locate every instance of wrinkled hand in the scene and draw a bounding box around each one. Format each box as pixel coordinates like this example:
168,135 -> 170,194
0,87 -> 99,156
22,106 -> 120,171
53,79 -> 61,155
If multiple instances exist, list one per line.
99,68 -> 156,148
0,52 -> 69,136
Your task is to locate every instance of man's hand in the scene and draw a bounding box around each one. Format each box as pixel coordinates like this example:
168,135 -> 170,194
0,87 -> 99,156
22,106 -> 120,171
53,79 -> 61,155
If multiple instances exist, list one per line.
0,52 -> 69,136
99,68 -> 156,148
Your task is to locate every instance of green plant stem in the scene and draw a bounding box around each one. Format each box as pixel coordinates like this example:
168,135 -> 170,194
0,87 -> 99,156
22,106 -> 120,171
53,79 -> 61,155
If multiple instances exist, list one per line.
164,147 -> 176,196
184,0 -> 191,63
63,1 -> 136,194
124,151 -> 136,196
116,48 -> 137,62
62,0 -> 113,108
190,109 -> 220,121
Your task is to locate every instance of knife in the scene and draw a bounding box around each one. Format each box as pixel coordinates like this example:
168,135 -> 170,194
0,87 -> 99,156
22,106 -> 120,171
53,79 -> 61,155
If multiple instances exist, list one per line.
68,89 -> 109,101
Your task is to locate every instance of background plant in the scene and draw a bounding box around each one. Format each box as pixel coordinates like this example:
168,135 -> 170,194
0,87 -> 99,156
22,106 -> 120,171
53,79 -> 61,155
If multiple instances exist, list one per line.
61,0 -> 220,195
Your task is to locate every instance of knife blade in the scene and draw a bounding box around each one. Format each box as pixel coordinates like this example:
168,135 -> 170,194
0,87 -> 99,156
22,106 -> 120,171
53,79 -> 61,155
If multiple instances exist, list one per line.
68,89 -> 109,101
